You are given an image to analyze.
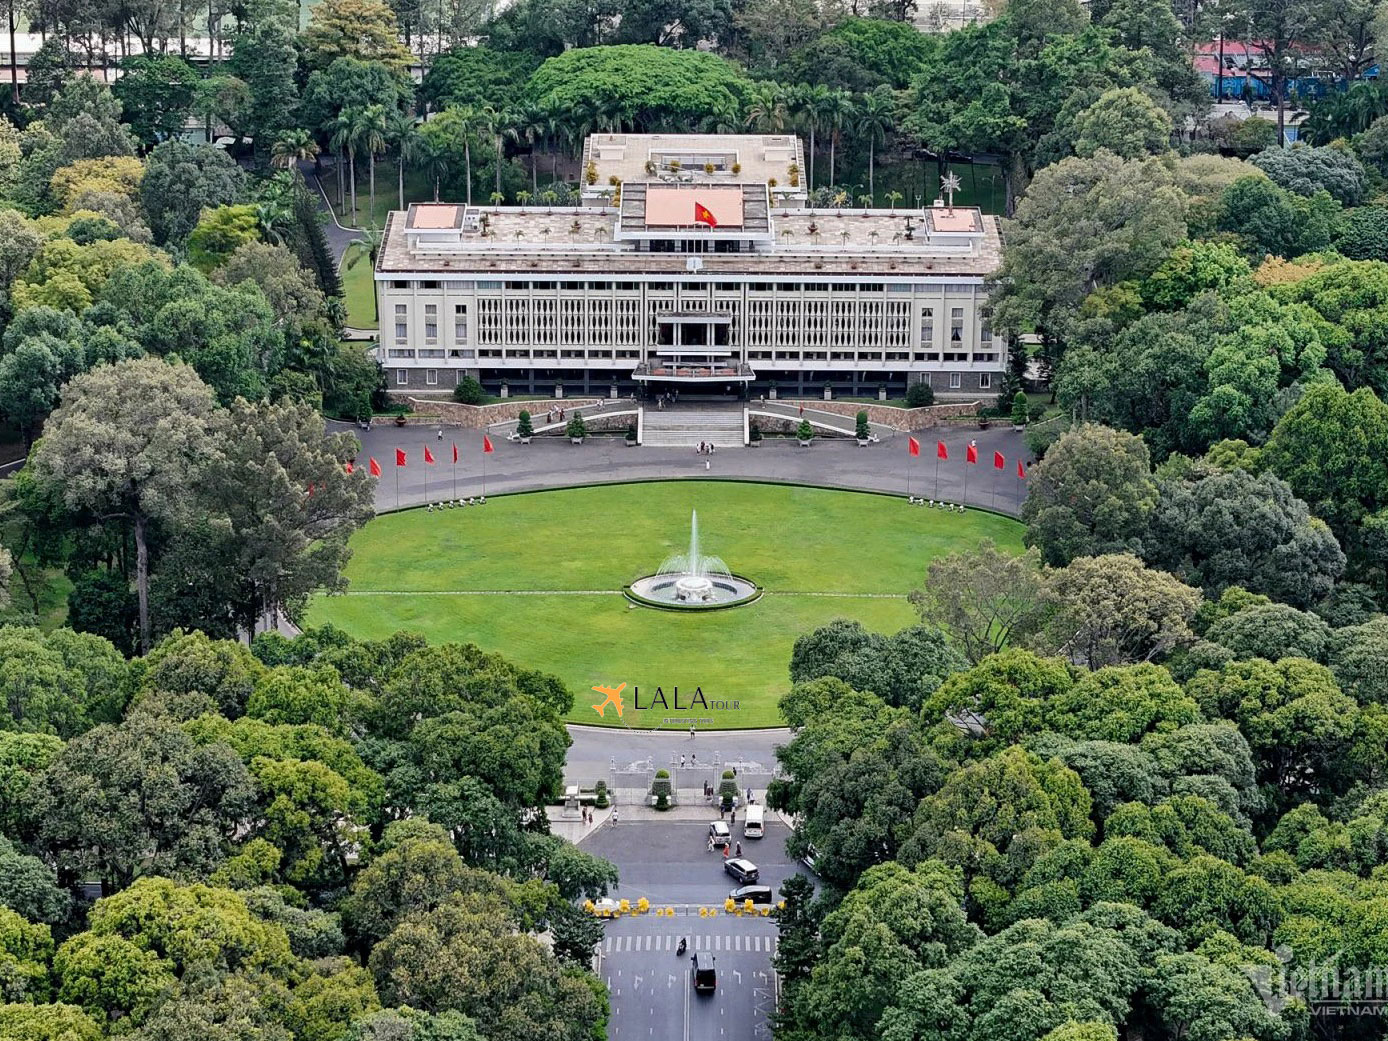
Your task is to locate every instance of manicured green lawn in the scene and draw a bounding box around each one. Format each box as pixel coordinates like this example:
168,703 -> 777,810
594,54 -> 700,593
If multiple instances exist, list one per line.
341,244 -> 377,329
307,481 -> 1024,728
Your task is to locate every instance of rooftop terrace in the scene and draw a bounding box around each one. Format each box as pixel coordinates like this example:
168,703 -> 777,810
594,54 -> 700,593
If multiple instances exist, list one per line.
380,200 -> 1001,279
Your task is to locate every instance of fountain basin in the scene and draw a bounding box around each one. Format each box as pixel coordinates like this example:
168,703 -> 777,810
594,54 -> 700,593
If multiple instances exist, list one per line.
626,572 -> 762,611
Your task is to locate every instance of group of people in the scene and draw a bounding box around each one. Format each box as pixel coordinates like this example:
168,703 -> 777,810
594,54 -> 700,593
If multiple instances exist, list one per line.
654,392 -> 678,409
708,837 -> 745,857
546,408 -> 566,424
695,442 -> 717,455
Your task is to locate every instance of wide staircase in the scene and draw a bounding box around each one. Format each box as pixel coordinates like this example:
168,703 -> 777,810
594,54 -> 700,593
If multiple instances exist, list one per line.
641,408 -> 744,449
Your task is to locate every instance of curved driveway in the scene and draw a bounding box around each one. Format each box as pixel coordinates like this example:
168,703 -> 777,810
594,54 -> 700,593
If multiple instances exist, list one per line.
332,418 -> 1031,516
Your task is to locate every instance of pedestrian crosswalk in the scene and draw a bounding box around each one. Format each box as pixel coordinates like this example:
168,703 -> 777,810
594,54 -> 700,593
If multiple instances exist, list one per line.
602,934 -> 778,954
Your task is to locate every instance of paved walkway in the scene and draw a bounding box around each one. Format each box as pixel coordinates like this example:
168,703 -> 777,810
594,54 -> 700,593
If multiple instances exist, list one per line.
332,414 -> 1030,515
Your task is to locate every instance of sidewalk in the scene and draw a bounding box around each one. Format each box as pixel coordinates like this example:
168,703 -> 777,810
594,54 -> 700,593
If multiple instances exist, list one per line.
547,787 -> 786,842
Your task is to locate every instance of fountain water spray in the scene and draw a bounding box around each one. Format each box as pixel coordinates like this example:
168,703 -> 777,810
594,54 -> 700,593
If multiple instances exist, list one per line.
626,510 -> 760,609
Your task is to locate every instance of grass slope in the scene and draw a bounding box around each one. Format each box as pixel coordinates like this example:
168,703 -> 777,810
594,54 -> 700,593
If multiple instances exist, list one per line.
307,481 -> 1024,728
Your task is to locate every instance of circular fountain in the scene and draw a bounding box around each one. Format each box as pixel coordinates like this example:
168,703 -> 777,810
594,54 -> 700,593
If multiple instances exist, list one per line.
626,510 -> 761,610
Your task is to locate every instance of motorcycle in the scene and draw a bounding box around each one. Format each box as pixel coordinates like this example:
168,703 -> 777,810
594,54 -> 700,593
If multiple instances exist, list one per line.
676,938 -> 687,957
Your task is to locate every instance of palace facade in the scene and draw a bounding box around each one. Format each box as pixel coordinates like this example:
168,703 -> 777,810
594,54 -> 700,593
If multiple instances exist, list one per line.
372,133 -> 1004,400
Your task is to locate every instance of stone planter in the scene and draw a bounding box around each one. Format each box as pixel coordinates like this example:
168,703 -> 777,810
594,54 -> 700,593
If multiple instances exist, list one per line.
624,438 -> 637,448
856,438 -> 872,447
797,439 -> 813,447
1012,424 -> 1024,432
571,437 -> 584,445
519,436 -> 531,444
748,439 -> 762,447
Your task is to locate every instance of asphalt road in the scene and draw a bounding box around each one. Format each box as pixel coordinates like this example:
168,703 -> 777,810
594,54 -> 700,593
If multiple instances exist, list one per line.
582,819 -> 808,1041
330,419 -> 1030,516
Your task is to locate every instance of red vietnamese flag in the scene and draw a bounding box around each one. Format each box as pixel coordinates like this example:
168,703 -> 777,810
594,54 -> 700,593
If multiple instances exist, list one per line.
369,457 -> 382,477
483,435 -> 494,454
966,440 -> 978,464
395,448 -> 407,467
345,461 -> 354,474
693,201 -> 718,228
424,446 -> 436,464
908,436 -> 921,457
993,451 -> 1005,470
452,442 -> 458,464
936,440 -> 948,460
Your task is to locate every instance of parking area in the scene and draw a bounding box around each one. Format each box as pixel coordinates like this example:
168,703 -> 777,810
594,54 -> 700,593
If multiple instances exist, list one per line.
580,818 -> 809,1040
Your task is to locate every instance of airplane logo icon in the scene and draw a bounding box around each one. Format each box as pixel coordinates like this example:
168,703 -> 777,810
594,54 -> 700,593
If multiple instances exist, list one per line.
591,683 -> 626,719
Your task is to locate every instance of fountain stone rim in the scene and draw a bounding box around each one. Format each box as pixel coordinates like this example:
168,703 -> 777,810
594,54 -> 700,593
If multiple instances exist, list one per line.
624,571 -> 764,611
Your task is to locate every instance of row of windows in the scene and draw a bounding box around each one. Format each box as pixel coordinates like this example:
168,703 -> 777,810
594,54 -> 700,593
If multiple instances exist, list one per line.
392,300 -> 988,351
387,279 -> 973,296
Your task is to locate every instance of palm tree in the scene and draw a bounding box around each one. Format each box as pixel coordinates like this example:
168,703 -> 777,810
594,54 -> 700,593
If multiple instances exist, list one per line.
331,109 -> 360,224
255,198 -> 292,244
419,133 -> 454,201
385,109 -> 418,211
355,105 -> 389,224
858,86 -> 895,205
700,97 -> 741,135
450,104 -> 479,206
743,82 -> 788,133
270,129 -> 319,183
347,225 -> 386,268
886,189 -> 903,214
796,85 -> 831,192
823,89 -> 855,189
481,105 -> 513,201
506,102 -> 545,196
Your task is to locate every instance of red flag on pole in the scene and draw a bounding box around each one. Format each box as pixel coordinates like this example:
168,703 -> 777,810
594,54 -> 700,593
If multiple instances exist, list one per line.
1017,460 -> 1027,479
452,442 -> 458,463
369,457 -> 382,477
936,440 -> 948,460
693,201 -> 718,227
395,449 -> 407,467
345,461 -> 354,474
993,451 -> 1005,470
908,436 -> 920,457
424,447 -> 436,464
966,441 -> 978,464
483,435 -> 494,454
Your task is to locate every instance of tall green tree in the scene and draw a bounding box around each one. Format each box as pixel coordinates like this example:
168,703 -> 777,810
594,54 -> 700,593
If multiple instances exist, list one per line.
33,359 -> 223,653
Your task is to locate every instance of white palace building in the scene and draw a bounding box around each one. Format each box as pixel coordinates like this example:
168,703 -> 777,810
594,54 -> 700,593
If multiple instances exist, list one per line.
372,133 -> 1004,401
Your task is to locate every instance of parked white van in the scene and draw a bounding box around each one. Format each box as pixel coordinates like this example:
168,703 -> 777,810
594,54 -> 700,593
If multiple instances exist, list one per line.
743,805 -> 765,839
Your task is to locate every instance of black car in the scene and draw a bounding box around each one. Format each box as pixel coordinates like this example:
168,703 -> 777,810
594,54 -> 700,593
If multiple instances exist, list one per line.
691,952 -> 716,993
724,857 -> 759,883
729,884 -> 774,905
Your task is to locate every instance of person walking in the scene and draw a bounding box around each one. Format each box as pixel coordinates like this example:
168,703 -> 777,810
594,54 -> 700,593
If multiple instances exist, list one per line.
722,844 -> 729,861
707,835 -> 714,853
735,841 -> 742,857
611,809 -> 619,826
681,754 -> 686,768
690,724 -> 696,740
